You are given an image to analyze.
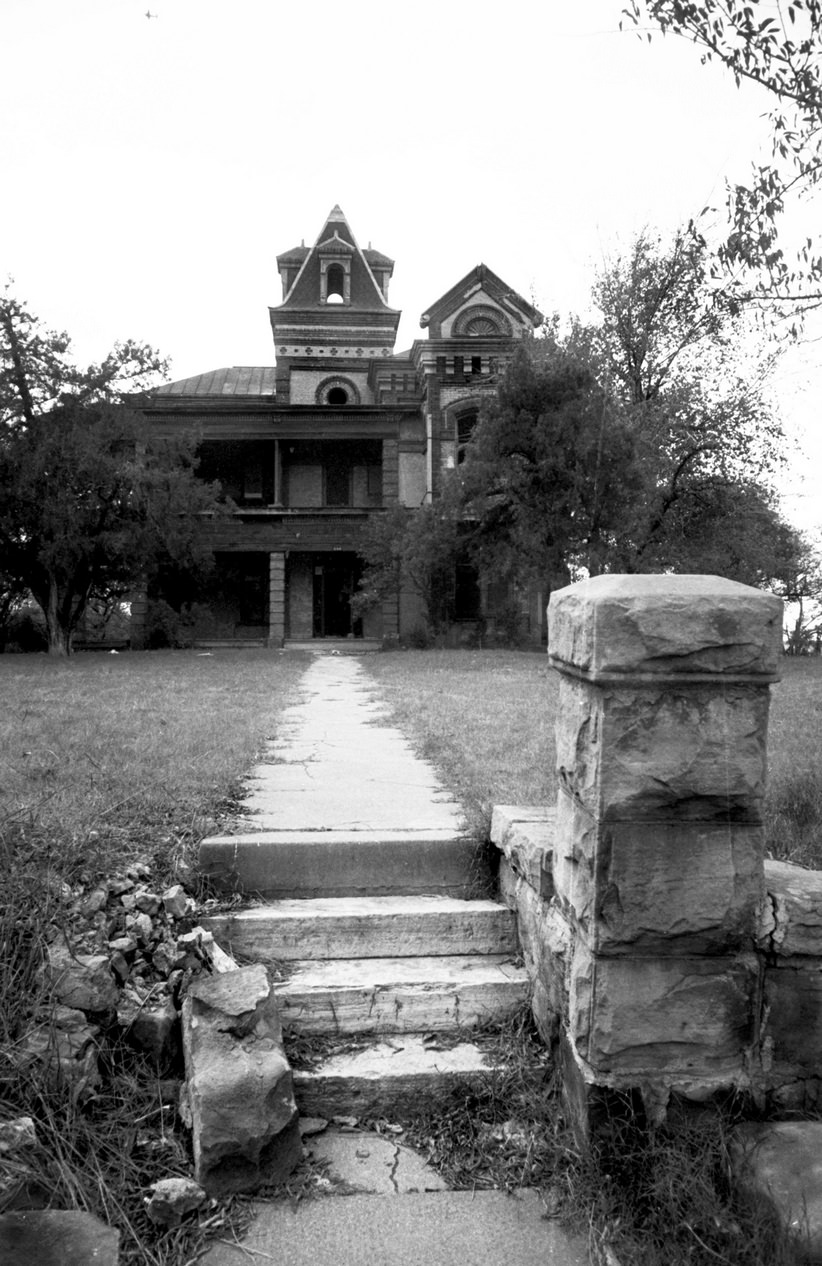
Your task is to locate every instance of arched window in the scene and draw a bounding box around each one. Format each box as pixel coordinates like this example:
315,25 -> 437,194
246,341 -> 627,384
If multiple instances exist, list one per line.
316,377 -> 360,406
456,409 -> 478,463
326,263 -> 345,303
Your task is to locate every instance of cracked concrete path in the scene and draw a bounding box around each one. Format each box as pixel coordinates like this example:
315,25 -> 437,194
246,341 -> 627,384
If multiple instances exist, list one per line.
304,1128 -> 447,1195
236,654 -> 466,834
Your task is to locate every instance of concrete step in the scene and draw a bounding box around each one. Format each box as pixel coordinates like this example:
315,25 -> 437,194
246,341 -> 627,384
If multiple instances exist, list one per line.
199,830 -> 489,899
276,955 -> 529,1034
204,895 -> 518,961
292,1033 -> 529,1117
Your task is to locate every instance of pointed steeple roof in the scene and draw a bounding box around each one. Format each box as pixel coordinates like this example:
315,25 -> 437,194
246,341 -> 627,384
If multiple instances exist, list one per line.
274,206 -> 398,313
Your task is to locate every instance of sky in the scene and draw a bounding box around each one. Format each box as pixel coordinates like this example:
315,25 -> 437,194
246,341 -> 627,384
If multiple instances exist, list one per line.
2,0 -> 819,529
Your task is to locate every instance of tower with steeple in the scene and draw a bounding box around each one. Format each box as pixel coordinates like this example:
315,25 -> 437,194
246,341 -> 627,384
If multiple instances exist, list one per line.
270,205 -> 401,405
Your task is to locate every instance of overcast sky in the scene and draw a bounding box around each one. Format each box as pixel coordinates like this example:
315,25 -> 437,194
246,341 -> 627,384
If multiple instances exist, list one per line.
3,0 -> 819,528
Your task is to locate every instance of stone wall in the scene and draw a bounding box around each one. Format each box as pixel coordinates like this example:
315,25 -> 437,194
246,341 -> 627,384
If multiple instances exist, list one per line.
492,573 -> 800,1135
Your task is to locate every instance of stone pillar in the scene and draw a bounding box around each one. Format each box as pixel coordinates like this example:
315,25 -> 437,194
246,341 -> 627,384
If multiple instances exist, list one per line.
548,574 -> 782,1132
268,552 -> 286,647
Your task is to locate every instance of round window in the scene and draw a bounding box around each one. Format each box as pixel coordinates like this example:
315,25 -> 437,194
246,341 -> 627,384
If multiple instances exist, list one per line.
327,386 -> 348,405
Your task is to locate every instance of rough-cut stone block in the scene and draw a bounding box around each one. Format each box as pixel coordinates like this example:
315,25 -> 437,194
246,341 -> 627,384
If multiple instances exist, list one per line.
118,995 -> 180,1067
490,805 -> 555,897
761,860 -> 822,957
762,959 -> 822,1071
45,939 -> 118,1012
732,1121 -> 822,1260
555,677 -> 769,822
570,945 -> 757,1076
548,574 -> 782,681
0,1209 -> 120,1265
553,789 -> 763,953
498,867 -> 572,1045
182,963 -> 301,1196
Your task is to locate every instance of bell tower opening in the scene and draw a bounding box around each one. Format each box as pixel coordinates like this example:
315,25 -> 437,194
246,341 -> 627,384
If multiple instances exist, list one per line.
326,263 -> 345,303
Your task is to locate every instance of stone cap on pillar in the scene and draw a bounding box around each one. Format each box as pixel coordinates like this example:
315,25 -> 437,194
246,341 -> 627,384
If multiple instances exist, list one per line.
548,574 -> 782,683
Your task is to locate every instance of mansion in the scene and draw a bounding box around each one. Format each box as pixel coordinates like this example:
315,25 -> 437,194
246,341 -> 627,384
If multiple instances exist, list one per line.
135,206 -> 542,647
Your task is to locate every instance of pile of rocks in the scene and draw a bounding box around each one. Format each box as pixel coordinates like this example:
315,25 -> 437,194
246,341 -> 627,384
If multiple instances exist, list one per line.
4,859 -> 301,1241
17,865 -> 235,1094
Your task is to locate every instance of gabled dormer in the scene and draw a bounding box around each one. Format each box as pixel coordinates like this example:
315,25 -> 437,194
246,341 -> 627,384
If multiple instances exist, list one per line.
270,206 -> 401,403
419,263 -> 541,340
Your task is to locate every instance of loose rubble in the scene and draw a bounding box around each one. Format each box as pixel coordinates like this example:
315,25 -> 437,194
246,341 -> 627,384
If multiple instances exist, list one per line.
6,857 -> 297,1236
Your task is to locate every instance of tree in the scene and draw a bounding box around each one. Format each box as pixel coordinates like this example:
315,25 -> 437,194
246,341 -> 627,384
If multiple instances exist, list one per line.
352,501 -> 462,636
453,232 -> 803,596
623,1 -> 822,312
0,289 -> 219,655
577,230 -> 791,573
457,345 -> 641,589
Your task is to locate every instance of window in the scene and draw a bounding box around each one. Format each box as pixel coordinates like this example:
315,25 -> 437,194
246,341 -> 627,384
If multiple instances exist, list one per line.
316,377 -> 360,406
366,464 -> 382,503
326,263 -> 346,304
325,462 -> 351,507
243,462 -> 263,501
456,409 -> 478,463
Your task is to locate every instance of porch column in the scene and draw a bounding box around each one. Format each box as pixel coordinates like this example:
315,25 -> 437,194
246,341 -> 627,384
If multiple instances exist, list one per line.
268,551 -> 286,647
273,440 -> 283,507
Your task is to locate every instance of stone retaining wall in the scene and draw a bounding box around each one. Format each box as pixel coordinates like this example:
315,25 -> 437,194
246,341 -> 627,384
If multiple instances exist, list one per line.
491,574 -> 822,1134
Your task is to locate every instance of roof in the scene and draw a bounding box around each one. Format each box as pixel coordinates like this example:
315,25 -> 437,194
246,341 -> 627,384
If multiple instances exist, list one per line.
273,206 -> 398,314
420,264 -> 542,331
152,367 -> 276,398
277,245 -> 309,265
363,247 -> 394,270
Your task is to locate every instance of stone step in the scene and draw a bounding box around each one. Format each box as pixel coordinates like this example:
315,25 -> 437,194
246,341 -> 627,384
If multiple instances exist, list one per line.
292,1033 -> 531,1118
199,830 -> 488,899
276,955 -> 529,1034
204,895 -> 518,961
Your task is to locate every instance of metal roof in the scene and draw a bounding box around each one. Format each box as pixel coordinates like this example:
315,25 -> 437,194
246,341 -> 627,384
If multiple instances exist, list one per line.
153,367 -> 277,398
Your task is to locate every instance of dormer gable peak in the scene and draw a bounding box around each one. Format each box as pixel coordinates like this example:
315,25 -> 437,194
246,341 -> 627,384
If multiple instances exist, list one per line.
317,230 -> 355,255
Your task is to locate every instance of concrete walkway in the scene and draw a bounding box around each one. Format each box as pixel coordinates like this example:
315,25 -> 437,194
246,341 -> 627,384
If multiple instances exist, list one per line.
201,654 -> 588,1266
240,654 -> 465,833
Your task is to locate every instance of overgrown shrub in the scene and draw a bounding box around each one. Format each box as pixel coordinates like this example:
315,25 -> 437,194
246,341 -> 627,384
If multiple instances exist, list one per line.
144,599 -> 196,649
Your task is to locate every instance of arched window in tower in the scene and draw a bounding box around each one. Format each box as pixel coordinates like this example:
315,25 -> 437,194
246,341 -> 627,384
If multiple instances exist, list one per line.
456,409 -> 478,463
327,386 -> 348,405
326,263 -> 345,304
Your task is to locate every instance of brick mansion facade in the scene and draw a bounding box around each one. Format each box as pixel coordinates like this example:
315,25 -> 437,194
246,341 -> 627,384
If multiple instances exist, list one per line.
135,206 -> 542,646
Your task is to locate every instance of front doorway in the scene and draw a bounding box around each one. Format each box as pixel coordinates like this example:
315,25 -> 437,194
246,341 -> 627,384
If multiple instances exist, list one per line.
312,554 -> 363,638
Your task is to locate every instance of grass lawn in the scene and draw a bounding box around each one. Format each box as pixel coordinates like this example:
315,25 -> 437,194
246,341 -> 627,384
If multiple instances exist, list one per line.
368,648 -> 822,867
0,647 -> 309,877
366,647 -> 558,837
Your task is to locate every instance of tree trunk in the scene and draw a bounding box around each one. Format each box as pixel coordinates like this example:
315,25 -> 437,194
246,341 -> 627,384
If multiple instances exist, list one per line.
43,582 -> 71,656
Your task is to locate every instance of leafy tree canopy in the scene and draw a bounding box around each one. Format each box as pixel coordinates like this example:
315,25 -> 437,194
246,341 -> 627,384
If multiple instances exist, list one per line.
0,287 -> 219,654
623,1 -> 822,315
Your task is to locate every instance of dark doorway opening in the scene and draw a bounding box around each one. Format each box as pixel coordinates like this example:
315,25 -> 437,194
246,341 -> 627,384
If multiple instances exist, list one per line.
312,554 -> 363,638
